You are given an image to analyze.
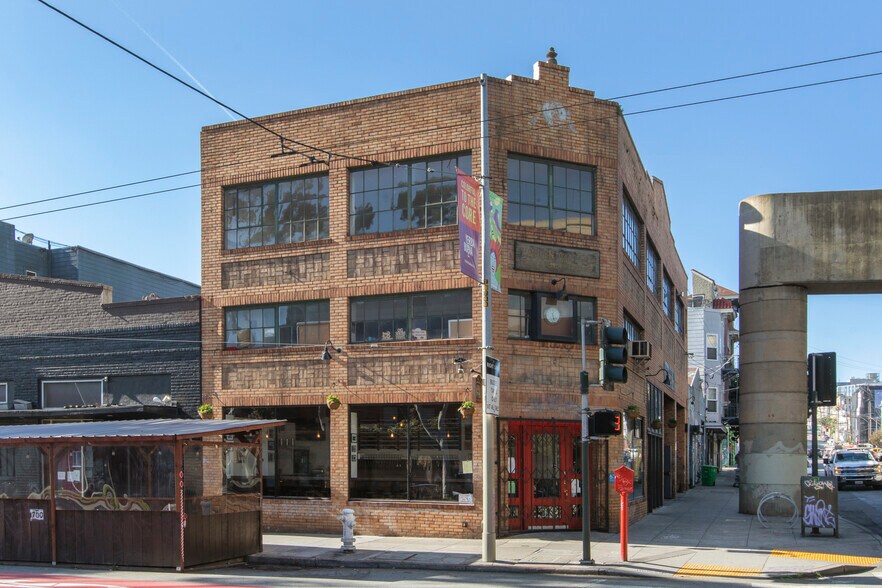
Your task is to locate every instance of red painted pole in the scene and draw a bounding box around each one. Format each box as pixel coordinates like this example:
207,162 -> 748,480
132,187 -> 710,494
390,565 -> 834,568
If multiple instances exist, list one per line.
620,492 -> 628,561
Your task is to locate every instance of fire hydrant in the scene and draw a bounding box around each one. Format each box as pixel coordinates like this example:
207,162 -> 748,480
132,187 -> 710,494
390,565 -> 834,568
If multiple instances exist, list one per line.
338,508 -> 356,553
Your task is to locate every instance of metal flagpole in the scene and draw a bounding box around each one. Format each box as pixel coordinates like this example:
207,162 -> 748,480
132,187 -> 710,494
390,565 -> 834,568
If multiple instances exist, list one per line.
480,72 -> 496,563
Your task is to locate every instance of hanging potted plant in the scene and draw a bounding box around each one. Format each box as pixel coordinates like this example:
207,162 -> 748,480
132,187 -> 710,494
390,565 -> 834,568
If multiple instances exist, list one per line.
197,404 -> 213,420
326,394 -> 341,410
667,417 -> 678,429
625,405 -> 641,419
650,417 -> 662,430
458,400 -> 475,419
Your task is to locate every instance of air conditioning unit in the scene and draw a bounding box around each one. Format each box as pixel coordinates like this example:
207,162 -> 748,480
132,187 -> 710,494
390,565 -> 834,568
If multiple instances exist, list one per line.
630,340 -> 652,359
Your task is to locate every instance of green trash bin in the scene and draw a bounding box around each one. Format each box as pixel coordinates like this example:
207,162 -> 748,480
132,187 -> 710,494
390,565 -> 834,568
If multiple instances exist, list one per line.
701,465 -> 717,486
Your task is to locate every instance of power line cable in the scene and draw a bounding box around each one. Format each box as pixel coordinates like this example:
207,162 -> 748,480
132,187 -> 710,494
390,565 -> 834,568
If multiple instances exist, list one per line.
8,67 -> 882,221
35,0 -> 380,167
10,46 -> 881,215
0,183 -> 200,222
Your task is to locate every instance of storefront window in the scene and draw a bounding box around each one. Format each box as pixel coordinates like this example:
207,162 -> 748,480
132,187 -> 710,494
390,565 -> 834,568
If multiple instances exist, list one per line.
227,406 -> 330,498
350,403 -> 473,501
623,417 -> 644,501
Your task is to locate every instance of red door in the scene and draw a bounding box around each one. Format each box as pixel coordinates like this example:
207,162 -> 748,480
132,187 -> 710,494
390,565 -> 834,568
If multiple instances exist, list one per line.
506,421 -> 583,531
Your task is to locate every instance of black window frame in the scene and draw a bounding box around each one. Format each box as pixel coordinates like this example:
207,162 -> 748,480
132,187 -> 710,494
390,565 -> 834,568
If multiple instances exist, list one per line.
646,240 -> 659,298
224,173 -> 330,250
224,300 -> 331,350
506,291 -> 597,344
623,311 -> 643,343
349,154 -> 472,236
622,192 -> 641,267
349,290 -> 472,344
662,273 -> 674,319
506,155 -> 595,235
675,298 -> 685,335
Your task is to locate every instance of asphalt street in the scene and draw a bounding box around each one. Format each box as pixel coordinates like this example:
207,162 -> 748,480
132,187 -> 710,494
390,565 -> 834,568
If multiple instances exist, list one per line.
838,486 -> 882,535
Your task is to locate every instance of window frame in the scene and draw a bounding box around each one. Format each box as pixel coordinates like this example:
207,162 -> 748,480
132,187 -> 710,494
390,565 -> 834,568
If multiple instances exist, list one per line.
623,311 -> 643,343
41,379 -> 104,409
506,291 -> 597,344
0,383 -> 6,405
349,290 -> 473,344
662,273 -> 674,318
622,192 -> 641,267
506,154 -> 596,235
224,300 -> 331,350
646,240 -> 659,298
348,154 -> 472,236
707,387 -> 719,413
706,334 -> 719,360
675,298 -> 684,335
224,173 -> 330,250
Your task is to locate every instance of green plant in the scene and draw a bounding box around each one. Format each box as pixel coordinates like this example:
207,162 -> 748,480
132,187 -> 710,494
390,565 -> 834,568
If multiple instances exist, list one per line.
459,400 -> 474,411
650,418 -> 662,429
667,418 -> 678,429
326,394 -> 341,409
197,403 -> 213,414
625,405 -> 640,416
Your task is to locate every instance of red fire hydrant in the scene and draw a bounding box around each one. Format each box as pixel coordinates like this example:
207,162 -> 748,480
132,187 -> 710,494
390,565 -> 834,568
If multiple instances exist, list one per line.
614,465 -> 634,561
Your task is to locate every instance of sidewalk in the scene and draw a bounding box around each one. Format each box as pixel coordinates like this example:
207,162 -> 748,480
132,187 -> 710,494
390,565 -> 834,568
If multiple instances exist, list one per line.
249,468 -> 882,580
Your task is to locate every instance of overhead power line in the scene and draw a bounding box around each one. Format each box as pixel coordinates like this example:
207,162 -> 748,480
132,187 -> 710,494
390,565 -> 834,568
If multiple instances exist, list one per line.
8,40 -> 882,216
1,184 -> 200,222
7,64 -> 882,223
36,0 -> 379,167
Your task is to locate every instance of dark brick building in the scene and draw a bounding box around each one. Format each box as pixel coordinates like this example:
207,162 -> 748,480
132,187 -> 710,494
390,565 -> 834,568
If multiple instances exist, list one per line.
0,273 -> 201,420
201,54 -> 688,537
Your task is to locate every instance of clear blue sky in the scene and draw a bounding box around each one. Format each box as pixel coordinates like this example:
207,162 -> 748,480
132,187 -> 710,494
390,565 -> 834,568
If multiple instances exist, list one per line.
2,1 -> 880,381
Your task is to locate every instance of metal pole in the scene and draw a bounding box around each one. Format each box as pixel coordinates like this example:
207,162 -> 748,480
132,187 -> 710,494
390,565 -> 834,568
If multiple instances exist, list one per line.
811,355 -> 819,477
580,319 -> 593,564
479,73 -> 496,563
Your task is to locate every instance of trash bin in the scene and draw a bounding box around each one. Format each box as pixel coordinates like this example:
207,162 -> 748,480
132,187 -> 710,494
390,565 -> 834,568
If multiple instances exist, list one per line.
701,465 -> 717,486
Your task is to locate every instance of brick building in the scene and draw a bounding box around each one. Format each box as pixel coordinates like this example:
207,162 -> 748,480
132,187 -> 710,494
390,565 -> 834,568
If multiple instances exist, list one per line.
0,274 -> 201,420
200,53 -> 688,537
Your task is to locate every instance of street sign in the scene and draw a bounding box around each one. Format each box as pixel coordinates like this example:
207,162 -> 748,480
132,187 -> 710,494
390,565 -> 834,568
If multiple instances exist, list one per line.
614,465 -> 634,496
485,356 -> 500,416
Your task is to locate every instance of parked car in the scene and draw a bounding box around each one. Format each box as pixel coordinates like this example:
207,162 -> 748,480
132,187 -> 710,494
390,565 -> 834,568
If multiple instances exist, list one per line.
823,450 -> 882,489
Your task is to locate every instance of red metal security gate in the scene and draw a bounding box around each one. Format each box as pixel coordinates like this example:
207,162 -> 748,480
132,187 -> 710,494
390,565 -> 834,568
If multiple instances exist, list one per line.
499,419 -> 608,533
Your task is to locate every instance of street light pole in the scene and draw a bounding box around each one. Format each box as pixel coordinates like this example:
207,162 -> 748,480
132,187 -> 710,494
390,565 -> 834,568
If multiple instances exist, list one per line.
579,318 -> 597,565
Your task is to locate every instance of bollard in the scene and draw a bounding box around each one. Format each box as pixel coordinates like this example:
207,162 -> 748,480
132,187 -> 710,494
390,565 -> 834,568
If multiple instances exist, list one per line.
338,508 -> 356,553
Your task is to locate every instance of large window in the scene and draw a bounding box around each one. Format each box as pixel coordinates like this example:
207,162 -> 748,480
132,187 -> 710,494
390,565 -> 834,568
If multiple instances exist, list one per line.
349,154 -> 471,235
662,273 -> 673,318
350,290 -> 471,343
224,174 -> 329,249
623,311 -> 643,343
507,291 -> 596,343
350,403 -> 473,501
225,301 -> 330,349
228,406 -> 330,498
675,299 -> 684,335
507,155 -> 595,235
622,193 -> 640,267
42,379 -> 103,409
646,241 -> 659,298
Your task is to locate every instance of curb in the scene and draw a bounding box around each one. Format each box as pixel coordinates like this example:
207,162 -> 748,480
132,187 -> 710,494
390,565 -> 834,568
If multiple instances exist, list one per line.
247,554 -> 647,579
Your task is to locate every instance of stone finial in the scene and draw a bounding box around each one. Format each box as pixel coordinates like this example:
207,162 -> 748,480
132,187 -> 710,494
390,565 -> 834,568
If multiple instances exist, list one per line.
546,47 -> 558,64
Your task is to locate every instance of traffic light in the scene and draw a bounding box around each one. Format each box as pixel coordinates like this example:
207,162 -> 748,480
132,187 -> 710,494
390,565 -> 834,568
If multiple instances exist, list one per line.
591,410 -> 623,436
600,325 -> 629,386
807,352 -> 836,406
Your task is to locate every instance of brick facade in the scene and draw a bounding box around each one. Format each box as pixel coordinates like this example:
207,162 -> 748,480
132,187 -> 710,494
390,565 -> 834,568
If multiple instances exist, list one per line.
201,56 -> 688,537
0,274 -> 201,416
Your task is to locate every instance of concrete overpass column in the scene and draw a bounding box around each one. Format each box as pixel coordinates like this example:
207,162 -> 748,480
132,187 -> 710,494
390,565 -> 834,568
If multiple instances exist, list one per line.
738,284 -> 807,514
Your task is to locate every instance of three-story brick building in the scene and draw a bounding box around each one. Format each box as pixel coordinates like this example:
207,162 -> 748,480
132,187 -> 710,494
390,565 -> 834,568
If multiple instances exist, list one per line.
201,52 -> 688,537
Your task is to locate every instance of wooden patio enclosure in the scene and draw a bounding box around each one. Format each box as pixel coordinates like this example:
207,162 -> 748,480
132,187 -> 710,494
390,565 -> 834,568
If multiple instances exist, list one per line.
0,419 -> 281,569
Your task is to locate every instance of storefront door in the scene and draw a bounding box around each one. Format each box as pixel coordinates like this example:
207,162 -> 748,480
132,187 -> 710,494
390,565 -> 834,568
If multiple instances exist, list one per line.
503,420 -> 606,532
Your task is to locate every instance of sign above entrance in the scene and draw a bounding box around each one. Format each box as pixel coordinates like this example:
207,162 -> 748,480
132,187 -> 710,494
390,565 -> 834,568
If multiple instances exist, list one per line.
484,356 -> 500,416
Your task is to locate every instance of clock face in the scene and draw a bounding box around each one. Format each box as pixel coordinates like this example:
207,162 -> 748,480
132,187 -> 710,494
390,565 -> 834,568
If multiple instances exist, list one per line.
544,306 -> 561,324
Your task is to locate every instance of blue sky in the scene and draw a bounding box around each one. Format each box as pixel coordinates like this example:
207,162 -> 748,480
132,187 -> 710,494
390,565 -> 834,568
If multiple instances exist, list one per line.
2,1 -> 881,381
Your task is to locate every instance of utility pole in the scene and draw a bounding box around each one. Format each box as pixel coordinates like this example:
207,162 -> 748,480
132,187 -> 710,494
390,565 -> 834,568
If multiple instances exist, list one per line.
479,73 -> 495,564
579,319 -> 595,564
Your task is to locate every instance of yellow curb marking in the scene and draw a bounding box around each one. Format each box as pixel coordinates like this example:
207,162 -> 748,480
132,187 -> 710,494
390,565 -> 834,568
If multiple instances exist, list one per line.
770,549 -> 882,566
675,564 -> 762,578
